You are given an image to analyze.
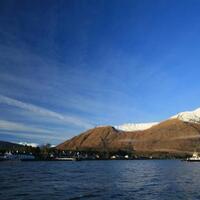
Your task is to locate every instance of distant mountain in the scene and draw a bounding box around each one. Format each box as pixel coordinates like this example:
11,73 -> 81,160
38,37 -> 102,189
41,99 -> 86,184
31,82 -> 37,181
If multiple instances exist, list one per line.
57,108 -> 200,155
0,141 -> 23,149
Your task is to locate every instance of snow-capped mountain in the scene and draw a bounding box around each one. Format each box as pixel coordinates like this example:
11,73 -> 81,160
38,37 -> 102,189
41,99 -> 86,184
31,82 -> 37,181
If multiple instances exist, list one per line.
115,107 -> 200,132
58,107 -> 200,155
171,107 -> 200,123
115,122 -> 158,131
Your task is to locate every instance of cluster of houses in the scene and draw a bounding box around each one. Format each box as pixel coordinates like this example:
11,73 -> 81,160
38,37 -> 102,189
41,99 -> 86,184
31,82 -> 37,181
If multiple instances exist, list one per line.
0,149 -> 134,161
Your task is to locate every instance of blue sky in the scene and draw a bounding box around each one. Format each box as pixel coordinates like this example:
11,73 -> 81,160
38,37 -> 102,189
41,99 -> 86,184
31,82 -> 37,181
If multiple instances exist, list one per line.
1,0 -> 200,145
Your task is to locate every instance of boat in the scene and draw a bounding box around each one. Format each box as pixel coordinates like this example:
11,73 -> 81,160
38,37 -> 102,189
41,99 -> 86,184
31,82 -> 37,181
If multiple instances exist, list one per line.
0,156 -> 7,161
54,157 -> 76,161
185,152 -> 200,162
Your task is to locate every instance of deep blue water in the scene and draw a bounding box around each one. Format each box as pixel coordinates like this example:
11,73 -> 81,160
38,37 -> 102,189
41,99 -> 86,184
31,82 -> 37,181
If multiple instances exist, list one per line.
0,160 -> 200,200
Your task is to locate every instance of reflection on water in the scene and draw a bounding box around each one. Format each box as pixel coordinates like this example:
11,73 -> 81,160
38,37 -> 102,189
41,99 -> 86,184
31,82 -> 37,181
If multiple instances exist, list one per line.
0,160 -> 200,200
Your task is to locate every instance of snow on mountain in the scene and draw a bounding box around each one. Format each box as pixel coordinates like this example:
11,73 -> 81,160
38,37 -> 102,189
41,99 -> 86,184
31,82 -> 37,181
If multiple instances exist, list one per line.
115,108 -> 200,132
115,122 -> 159,132
171,108 -> 200,123
18,142 -> 38,147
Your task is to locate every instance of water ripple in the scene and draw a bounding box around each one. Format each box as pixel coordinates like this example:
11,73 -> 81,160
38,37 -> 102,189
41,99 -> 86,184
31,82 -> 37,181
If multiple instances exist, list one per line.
1,160 -> 200,200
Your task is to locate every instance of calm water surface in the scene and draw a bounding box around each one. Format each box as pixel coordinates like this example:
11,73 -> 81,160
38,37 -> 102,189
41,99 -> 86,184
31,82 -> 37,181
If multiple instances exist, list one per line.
0,160 -> 200,200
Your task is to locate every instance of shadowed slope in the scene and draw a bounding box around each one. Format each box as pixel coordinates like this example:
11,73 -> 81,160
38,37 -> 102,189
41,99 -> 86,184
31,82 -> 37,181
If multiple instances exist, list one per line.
0,141 -> 23,149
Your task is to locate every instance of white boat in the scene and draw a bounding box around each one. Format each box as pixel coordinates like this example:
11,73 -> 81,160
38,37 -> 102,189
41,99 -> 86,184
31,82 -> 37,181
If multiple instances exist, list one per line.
186,152 -> 200,162
0,155 -> 7,161
54,157 -> 76,161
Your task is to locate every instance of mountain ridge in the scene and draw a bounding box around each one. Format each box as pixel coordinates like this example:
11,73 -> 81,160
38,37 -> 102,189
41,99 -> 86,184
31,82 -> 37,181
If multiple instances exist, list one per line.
0,141 -> 23,149
57,107 -> 200,155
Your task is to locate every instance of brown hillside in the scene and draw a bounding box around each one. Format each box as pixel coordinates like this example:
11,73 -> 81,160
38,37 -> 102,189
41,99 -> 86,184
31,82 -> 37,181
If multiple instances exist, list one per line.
57,119 -> 200,154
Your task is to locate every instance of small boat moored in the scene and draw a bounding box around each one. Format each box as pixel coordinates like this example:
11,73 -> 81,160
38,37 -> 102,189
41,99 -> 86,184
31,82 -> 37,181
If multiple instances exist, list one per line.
185,152 -> 200,162
54,157 -> 77,161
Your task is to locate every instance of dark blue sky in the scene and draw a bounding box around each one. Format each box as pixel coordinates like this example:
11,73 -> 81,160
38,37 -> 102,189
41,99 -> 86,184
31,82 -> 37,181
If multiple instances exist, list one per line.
1,0 -> 200,145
